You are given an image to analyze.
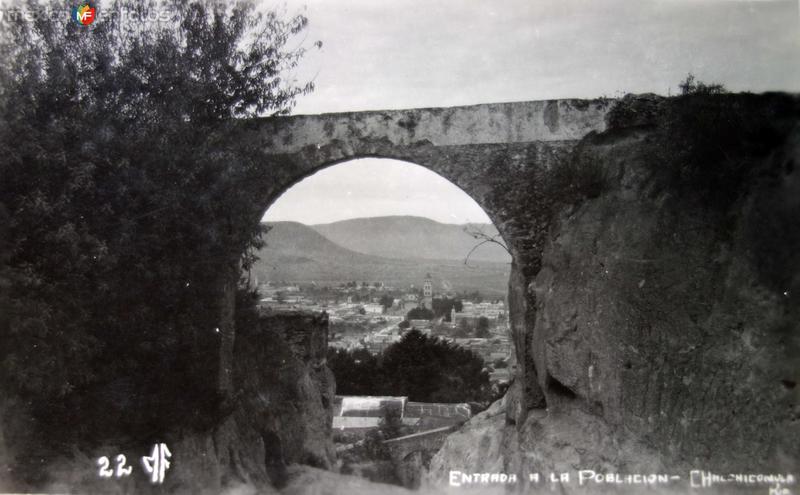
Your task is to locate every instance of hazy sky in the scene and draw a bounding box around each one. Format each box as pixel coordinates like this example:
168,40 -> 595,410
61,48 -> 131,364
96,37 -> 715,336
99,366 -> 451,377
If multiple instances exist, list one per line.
262,0 -> 800,224
262,159 -> 492,224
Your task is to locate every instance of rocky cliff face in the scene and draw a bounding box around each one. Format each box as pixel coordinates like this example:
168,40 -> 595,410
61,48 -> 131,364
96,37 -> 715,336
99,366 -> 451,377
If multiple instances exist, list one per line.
165,311 -> 336,494
432,94 -> 800,484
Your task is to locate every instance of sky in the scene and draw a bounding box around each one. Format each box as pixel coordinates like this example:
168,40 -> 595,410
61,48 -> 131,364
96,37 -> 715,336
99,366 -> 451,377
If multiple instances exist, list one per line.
262,159 -> 493,224
262,0 -> 800,224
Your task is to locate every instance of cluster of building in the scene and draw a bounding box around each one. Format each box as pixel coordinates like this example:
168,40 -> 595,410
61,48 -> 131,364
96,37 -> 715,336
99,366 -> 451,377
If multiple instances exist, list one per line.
256,275 -> 507,322
328,315 -> 406,353
259,275 -> 513,382
332,395 -> 471,435
451,300 -> 507,325
257,282 -> 386,315
358,327 -> 404,354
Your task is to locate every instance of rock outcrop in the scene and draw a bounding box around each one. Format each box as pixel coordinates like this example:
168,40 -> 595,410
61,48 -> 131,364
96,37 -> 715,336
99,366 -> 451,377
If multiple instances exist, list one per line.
164,311 -> 336,494
432,94 -> 800,486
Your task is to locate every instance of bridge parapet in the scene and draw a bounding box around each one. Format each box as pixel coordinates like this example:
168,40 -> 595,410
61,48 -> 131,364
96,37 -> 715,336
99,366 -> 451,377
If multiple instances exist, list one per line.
249,99 -> 613,154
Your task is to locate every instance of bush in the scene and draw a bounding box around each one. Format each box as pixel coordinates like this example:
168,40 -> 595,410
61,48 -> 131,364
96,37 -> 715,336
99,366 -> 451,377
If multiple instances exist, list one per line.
657,90 -> 787,210
678,73 -> 727,96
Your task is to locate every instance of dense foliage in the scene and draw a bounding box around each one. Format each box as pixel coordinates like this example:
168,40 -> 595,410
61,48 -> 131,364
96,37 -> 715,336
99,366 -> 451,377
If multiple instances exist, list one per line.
327,329 -> 492,403
0,0 -> 318,470
327,347 -> 382,396
406,306 -> 434,320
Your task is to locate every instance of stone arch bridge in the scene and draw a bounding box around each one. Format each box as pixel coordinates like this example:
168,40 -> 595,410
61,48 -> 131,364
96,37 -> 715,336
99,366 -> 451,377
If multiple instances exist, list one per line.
383,425 -> 460,463
212,93 -> 799,475
217,97 -> 615,409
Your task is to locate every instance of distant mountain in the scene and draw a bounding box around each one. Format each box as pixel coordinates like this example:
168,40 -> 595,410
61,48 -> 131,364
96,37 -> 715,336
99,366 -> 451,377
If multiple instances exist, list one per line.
252,221 -> 510,295
311,216 -> 511,263
257,221 -> 381,263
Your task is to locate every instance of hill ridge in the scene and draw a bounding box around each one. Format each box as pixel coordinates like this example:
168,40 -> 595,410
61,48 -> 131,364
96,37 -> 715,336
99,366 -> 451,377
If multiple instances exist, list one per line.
307,215 -> 510,263
253,219 -> 509,294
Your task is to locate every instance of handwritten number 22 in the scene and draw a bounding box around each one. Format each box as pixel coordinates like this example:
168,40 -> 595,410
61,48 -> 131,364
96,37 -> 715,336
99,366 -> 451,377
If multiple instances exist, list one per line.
97,455 -> 132,478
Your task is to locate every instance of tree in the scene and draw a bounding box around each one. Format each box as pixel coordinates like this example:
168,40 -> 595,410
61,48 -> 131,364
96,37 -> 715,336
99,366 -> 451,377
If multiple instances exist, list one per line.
475,317 -> 491,338
326,330 -> 492,404
379,294 -> 394,311
379,329 -> 491,403
406,307 -> 434,321
327,348 -> 381,395
398,320 -> 411,330
0,0 -> 319,457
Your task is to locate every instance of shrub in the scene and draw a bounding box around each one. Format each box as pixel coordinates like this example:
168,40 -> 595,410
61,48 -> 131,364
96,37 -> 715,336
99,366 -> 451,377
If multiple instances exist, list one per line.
678,73 -> 727,96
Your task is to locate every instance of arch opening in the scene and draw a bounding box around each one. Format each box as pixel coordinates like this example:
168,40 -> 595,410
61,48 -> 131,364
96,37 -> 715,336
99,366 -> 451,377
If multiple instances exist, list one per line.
254,163 -> 512,380
255,157 -> 513,297
247,157 -> 520,486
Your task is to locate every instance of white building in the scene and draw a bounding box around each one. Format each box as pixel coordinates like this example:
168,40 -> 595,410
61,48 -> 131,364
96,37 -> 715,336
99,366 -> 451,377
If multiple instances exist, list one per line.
362,303 -> 384,314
